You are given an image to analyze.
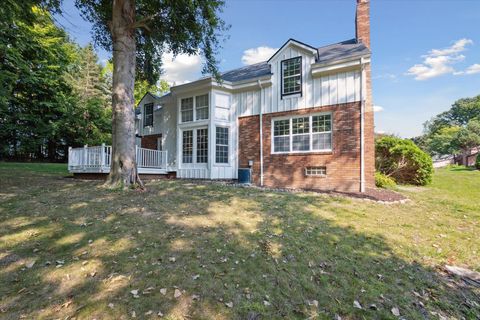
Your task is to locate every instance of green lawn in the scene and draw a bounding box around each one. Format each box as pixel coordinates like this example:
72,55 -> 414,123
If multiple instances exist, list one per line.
0,162 -> 479,319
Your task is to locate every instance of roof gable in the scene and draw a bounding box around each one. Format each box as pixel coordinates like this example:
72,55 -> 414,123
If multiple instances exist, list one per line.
267,39 -> 318,63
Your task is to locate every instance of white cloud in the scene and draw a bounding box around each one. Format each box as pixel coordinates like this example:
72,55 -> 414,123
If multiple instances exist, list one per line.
373,105 -> 384,112
241,46 -> 278,65
455,63 -> 480,75
406,39 -> 473,80
162,52 -> 203,85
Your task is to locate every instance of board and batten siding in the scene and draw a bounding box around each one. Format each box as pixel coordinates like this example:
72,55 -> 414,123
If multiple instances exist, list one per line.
234,70 -> 361,118
233,43 -> 361,118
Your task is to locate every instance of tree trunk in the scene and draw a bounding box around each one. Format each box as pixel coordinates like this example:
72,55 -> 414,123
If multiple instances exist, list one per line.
105,0 -> 143,189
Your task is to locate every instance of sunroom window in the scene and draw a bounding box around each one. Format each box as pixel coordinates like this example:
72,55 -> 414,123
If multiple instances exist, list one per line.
215,127 -> 229,163
195,94 -> 209,120
281,57 -> 302,96
196,128 -> 208,163
181,97 -> 194,122
272,113 -> 332,153
182,130 -> 193,163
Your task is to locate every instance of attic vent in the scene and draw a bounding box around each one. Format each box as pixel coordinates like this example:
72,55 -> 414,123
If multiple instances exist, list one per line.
305,166 -> 326,177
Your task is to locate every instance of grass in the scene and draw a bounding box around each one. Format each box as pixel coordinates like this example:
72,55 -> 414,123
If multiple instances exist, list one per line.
0,162 -> 479,319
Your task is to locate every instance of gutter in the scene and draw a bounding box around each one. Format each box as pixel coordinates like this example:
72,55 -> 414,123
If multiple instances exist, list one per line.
360,57 -> 366,193
257,80 -> 264,186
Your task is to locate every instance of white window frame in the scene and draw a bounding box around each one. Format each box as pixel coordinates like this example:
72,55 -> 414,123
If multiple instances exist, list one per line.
271,112 -> 333,154
180,94 -> 210,123
144,103 -> 154,127
215,126 -> 230,165
181,127 -> 209,165
195,94 -> 209,121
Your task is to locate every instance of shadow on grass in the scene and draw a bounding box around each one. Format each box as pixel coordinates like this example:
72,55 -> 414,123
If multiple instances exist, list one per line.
0,169 -> 478,319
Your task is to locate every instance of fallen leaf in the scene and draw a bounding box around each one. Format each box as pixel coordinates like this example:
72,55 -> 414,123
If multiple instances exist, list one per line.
263,301 -> 271,306
168,257 -> 176,262
145,310 -> 153,315
225,302 -> 233,308
353,300 -> 362,309
160,288 -> 167,295
174,289 -> 182,298
108,303 -> 114,309
157,311 -> 164,317
192,274 -> 200,280
391,307 -> 400,316
26,261 -> 36,269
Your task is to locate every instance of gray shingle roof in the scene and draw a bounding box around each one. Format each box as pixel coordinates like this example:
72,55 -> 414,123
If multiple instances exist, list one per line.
316,39 -> 370,64
221,61 -> 272,82
218,39 -> 369,83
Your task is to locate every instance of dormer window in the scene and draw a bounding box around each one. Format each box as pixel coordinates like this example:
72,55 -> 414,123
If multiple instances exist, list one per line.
144,103 -> 153,127
281,57 -> 302,97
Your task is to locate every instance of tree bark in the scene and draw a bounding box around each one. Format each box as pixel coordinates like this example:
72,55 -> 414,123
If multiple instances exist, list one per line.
105,0 -> 143,189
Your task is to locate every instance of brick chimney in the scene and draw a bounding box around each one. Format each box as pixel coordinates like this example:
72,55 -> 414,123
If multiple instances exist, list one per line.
355,0 -> 370,49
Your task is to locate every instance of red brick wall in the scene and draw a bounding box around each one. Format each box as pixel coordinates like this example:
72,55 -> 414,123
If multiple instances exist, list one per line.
356,0 -> 370,49
141,134 -> 161,150
238,102 -> 375,192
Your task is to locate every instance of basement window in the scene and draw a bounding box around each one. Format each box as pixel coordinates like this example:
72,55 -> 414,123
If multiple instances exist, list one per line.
305,166 -> 327,177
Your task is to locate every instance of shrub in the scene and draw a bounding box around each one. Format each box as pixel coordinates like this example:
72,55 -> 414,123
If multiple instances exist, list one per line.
476,154 -> 480,170
376,136 -> 433,185
375,172 -> 396,188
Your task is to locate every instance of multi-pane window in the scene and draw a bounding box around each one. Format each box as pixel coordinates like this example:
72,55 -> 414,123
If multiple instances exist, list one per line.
272,114 -> 332,153
292,117 -> 310,151
144,103 -> 153,127
273,119 -> 290,152
312,114 -> 332,150
281,57 -> 302,96
195,94 -> 209,120
182,130 -> 193,163
305,166 -> 327,176
215,127 -> 229,163
181,97 -> 194,122
196,128 -> 208,163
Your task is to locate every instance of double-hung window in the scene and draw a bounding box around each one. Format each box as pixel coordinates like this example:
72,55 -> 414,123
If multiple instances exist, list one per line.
181,97 -> 194,122
215,127 -> 229,163
144,103 -> 153,127
272,113 -> 332,153
281,57 -> 302,97
195,94 -> 209,120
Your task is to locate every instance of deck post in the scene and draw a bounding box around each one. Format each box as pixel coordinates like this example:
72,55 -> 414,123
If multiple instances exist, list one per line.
83,145 -> 88,172
68,146 -> 72,170
100,143 -> 106,172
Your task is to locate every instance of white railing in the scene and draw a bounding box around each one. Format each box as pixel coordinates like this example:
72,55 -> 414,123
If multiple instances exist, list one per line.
136,146 -> 168,169
68,144 -> 167,173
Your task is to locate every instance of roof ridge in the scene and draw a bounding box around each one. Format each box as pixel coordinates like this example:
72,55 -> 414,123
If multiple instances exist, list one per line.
317,38 -> 357,49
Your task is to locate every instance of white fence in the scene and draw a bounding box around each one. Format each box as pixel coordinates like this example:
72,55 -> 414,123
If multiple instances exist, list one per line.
68,144 -> 167,173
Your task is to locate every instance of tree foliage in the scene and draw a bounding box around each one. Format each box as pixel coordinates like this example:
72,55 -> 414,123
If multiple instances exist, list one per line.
0,7 -> 111,160
74,0 -> 228,84
422,95 -> 480,157
376,136 -> 433,186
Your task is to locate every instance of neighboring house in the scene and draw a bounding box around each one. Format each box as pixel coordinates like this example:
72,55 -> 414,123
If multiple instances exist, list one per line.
134,0 -> 375,192
454,146 -> 479,167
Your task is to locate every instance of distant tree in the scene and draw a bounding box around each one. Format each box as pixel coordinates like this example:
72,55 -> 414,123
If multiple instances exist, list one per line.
425,95 -> 480,135
0,7 -> 77,161
426,126 -> 461,156
454,119 -> 480,160
62,44 -> 112,149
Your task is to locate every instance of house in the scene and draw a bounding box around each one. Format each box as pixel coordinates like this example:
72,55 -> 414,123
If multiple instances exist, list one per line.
135,0 -> 374,192
70,0 -> 375,192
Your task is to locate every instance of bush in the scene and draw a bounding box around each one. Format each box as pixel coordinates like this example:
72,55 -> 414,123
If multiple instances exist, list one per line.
375,172 -> 396,188
476,154 -> 480,170
376,136 -> 433,186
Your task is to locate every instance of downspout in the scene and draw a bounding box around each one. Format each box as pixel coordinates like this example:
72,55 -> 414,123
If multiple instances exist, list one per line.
257,80 -> 264,186
360,57 -> 366,192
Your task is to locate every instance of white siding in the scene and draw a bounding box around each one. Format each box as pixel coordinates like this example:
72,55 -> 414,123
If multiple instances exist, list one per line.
233,70 -> 361,117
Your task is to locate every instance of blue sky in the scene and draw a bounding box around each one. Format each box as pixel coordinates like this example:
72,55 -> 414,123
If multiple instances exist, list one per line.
55,0 -> 480,138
